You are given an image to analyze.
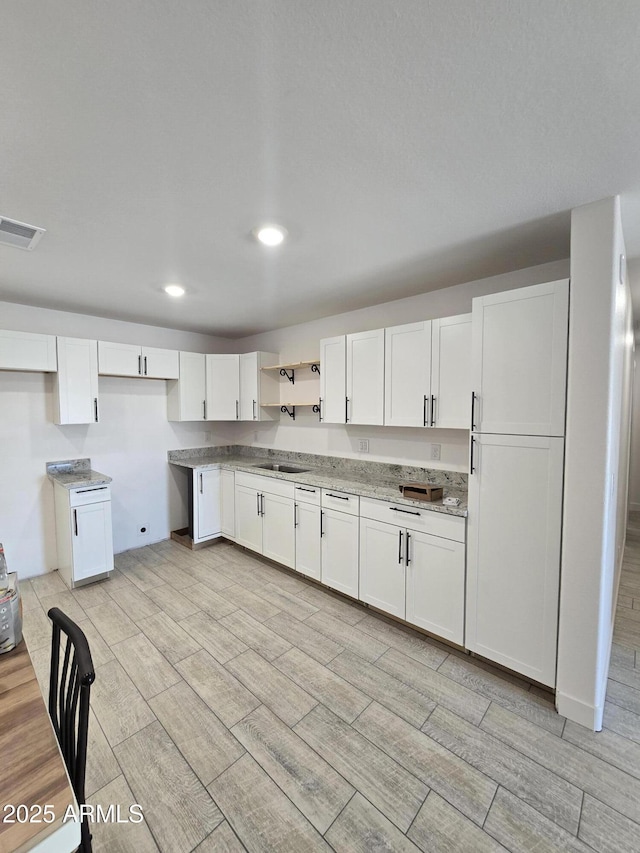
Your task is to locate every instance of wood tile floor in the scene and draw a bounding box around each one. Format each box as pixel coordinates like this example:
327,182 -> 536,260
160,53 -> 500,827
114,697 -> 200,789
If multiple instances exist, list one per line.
21,530 -> 640,853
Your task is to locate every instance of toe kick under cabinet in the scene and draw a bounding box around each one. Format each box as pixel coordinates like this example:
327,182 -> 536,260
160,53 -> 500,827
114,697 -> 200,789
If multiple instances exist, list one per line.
359,497 -> 466,645
53,483 -> 114,588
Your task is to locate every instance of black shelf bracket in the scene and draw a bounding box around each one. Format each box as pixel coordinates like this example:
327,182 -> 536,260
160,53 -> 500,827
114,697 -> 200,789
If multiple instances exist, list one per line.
281,405 -> 296,420
311,363 -> 320,375
280,368 -> 295,384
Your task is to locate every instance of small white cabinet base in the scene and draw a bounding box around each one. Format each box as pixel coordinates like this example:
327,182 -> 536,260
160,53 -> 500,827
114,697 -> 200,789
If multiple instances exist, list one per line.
321,505 -> 359,598
191,468 -> 222,544
53,483 -> 114,588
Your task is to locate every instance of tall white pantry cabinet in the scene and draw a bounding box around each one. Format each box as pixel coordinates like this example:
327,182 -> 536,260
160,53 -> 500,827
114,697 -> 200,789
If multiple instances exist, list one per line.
466,279 -> 569,687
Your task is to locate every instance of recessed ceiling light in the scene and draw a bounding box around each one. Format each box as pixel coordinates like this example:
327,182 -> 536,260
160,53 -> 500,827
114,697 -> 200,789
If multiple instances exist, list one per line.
164,284 -> 185,297
254,224 -> 287,247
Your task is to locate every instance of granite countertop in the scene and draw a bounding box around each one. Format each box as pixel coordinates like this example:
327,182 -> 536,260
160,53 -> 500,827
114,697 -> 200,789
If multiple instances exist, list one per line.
168,447 -> 467,517
46,458 -> 112,490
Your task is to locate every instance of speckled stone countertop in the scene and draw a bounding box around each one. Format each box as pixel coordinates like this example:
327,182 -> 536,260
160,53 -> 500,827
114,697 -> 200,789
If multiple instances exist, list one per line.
46,458 -> 112,490
168,446 -> 468,517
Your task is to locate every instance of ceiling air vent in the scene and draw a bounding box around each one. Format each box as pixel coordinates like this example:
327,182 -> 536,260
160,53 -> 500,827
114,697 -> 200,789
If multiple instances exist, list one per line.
0,216 -> 46,251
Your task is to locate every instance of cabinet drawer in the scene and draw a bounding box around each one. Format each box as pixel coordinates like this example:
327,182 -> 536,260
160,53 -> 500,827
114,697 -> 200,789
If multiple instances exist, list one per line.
322,489 -> 359,516
359,496 -> 465,542
235,471 -> 294,499
293,483 -> 321,506
69,485 -> 111,507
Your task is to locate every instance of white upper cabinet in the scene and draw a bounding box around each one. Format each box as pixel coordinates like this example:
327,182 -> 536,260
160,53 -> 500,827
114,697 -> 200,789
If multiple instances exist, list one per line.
472,280 -> 569,436
384,322 -> 431,427
167,352 -> 206,422
0,329 -> 57,372
143,346 -> 179,379
346,328 -> 385,425
319,336 -> 347,424
206,354 -> 240,421
431,314 -> 472,429
98,341 -> 179,379
54,337 -> 99,424
239,352 -> 278,421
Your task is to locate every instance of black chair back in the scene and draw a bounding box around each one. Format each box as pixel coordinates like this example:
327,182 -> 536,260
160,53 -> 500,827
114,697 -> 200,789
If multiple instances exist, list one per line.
47,607 -> 95,853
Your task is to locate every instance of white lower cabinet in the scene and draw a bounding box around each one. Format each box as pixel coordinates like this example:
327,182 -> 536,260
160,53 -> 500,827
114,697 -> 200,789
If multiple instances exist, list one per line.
234,473 -> 295,567
466,433 -> 564,686
262,492 -> 295,569
359,517 -> 406,618
53,483 -> 114,588
359,496 -> 466,644
321,507 -> 359,598
220,469 -> 235,539
193,468 -> 221,544
234,483 -> 264,552
294,486 -> 321,580
405,529 -> 465,645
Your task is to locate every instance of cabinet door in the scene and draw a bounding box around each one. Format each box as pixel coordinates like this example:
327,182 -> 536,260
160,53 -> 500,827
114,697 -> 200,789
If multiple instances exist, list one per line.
406,529 -> 465,645
239,352 -> 259,421
321,508 -> 359,598
0,329 -> 57,372
431,314 -> 472,430
142,346 -> 179,379
221,469 -> 235,539
98,341 -> 141,377
195,469 -> 221,542
346,329 -> 384,425
295,501 -> 321,580
359,517 -> 405,619
174,352 -> 206,421
262,492 -> 295,569
235,484 -> 263,553
319,336 -> 346,424
71,501 -> 113,582
384,322 -> 431,427
466,433 -> 564,686
206,354 -> 240,421
472,280 -> 569,436
55,337 -> 99,424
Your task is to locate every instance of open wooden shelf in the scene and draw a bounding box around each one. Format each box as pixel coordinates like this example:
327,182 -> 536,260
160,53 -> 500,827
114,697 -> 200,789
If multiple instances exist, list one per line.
261,360 -> 319,372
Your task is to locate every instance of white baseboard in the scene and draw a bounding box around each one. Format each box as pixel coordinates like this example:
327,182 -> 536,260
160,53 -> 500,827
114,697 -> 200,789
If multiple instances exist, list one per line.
556,691 -> 603,731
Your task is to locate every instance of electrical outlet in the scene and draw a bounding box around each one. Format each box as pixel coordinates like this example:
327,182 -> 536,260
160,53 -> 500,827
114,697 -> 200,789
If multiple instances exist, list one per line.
430,443 -> 441,461
358,439 -> 369,453
137,524 -> 150,538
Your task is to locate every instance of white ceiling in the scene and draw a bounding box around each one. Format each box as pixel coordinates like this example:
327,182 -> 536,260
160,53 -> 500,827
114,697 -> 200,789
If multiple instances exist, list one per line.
2,1 -> 640,337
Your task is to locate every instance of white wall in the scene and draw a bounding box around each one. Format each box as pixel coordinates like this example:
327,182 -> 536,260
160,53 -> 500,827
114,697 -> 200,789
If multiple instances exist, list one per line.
235,259 -> 569,470
557,196 -> 634,730
0,302 -> 235,579
629,348 -> 640,512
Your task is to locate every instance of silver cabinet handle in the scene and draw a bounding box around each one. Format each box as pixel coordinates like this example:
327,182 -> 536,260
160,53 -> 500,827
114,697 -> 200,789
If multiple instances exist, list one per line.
430,395 -> 436,427
138,354 -> 142,375
236,400 -> 239,420
203,400 -> 207,420
398,529 -> 403,564
320,510 -> 324,536
73,509 -> 78,537
345,397 -> 349,423
253,399 -> 257,420
296,487 -> 316,493
200,473 -> 203,494
144,355 -> 148,375
470,436 -> 476,475
294,504 -> 299,527
471,391 -> 477,431
390,506 -> 420,515
94,398 -> 99,422
260,493 -> 265,516
326,493 -> 349,500
318,397 -> 323,422
406,531 -> 411,565
423,395 -> 428,427
256,492 -> 261,516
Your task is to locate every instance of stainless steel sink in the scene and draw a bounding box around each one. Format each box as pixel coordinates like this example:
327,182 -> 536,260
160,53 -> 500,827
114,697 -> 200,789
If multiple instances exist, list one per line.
251,462 -> 311,474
